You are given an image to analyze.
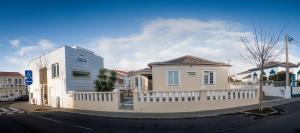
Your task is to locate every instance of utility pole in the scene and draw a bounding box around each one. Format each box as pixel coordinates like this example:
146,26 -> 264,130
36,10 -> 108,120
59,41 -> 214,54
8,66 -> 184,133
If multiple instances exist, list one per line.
285,33 -> 289,88
228,59 -> 231,89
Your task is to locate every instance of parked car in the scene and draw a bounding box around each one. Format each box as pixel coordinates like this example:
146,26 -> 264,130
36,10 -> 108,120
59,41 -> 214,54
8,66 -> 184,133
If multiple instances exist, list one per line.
15,95 -> 29,101
0,95 -> 14,102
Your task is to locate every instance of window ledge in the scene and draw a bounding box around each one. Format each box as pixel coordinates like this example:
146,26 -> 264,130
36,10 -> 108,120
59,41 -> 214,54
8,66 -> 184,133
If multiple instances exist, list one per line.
167,84 -> 180,86
203,84 -> 216,85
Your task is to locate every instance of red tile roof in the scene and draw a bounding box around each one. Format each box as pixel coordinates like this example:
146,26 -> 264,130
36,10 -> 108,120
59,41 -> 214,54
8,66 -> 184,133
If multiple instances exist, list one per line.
112,70 -> 129,76
148,55 -> 230,67
0,72 -> 24,77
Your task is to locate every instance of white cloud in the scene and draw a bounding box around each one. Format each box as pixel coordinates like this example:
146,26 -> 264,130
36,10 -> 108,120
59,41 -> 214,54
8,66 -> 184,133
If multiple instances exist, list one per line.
92,18 -> 254,74
4,39 -> 57,73
39,39 -> 55,50
9,39 -> 21,48
18,45 -> 37,56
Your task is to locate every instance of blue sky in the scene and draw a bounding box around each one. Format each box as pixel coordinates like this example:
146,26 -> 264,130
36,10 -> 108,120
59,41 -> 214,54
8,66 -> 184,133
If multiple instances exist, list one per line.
1,0 -> 300,73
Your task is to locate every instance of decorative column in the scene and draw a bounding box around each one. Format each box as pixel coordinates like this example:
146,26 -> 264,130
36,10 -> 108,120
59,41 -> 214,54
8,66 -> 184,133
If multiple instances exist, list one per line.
138,75 -> 142,91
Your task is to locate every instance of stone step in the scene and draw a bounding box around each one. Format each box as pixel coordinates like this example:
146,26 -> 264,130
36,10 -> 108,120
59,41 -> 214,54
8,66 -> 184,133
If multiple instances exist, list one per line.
119,105 -> 134,110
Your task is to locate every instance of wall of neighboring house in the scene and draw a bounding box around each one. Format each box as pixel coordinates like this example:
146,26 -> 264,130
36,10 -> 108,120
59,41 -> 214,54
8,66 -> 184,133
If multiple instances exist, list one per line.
250,66 -> 299,83
235,73 -> 251,83
129,74 -> 149,91
29,47 -> 66,107
0,76 -> 27,100
29,46 -> 103,108
151,65 -> 230,91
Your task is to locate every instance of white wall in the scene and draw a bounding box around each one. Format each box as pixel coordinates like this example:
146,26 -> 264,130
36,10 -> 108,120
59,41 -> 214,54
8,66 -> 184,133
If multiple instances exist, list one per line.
28,46 -> 103,108
29,47 -> 66,106
263,86 -> 286,98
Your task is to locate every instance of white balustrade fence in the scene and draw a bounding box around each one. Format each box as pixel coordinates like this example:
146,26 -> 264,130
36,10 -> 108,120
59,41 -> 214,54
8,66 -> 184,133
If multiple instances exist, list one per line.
137,91 -> 201,102
66,88 -> 259,113
207,89 -> 257,101
67,91 -> 120,112
71,92 -> 114,102
136,88 -> 257,103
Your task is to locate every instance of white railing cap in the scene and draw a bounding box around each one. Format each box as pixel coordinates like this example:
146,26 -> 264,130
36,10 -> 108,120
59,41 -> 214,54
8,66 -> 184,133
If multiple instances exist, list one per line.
113,88 -> 120,92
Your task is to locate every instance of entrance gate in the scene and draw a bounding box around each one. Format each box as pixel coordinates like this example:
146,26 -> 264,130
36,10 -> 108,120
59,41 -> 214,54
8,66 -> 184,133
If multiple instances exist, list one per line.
292,86 -> 300,97
120,90 -> 133,110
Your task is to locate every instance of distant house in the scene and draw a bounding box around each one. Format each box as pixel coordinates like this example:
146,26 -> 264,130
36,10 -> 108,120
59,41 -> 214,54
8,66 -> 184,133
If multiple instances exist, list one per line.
234,70 -> 252,84
104,69 -> 130,90
128,68 -> 152,91
235,61 -> 299,84
0,72 -> 28,101
129,55 -> 231,91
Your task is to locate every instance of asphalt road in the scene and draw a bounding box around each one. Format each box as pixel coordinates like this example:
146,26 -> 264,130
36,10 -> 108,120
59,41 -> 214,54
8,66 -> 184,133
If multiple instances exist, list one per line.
1,101 -> 300,133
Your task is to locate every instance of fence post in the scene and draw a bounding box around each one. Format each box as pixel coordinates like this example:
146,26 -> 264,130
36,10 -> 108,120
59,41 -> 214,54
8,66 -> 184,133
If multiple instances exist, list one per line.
113,89 -> 120,109
201,90 -> 208,101
285,86 -> 292,99
133,88 -> 139,103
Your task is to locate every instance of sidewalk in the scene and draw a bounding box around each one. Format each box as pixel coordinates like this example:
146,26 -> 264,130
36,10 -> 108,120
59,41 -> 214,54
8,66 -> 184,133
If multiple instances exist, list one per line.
11,102 -> 54,112
11,97 -> 300,119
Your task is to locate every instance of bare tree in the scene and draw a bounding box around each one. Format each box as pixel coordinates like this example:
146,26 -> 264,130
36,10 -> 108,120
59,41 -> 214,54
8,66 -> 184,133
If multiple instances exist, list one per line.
35,52 -> 49,109
240,27 -> 284,105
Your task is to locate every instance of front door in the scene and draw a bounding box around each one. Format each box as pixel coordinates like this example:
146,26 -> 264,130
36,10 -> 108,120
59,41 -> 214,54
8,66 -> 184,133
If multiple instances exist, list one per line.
148,76 -> 153,91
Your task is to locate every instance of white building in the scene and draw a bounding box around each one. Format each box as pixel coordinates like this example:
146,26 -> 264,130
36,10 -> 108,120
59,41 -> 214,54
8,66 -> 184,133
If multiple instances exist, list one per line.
28,46 -> 103,107
0,72 -> 27,101
235,61 -> 299,84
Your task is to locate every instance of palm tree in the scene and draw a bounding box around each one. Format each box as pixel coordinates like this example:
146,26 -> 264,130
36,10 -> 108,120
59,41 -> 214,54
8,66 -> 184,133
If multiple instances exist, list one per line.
95,69 -> 117,91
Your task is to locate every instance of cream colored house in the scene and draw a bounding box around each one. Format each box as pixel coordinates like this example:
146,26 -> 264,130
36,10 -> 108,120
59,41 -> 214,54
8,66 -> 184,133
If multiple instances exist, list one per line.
129,55 -> 230,91
104,69 -> 130,90
0,72 -> 28,101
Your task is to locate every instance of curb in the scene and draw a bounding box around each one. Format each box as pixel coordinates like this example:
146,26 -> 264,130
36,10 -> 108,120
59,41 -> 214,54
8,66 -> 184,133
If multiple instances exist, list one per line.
10,98 -> 300,119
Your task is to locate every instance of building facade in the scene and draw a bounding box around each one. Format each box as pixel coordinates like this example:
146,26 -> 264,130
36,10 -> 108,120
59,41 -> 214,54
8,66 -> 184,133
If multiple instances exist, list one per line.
28,46 -> 103,107
129,55 -> 230,91
0,72 -> 27,101
234,61 -> 300,85
104,69 -> 130,90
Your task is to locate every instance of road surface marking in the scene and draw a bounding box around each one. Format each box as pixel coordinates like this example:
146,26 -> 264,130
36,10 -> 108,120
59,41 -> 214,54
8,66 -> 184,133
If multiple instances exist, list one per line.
8,107 -> 24,113
9,107 -> 20,111
29,113 -> 92,131
0,108 -> 13,115
0,107 -> 25,115
0,108 -> 9,113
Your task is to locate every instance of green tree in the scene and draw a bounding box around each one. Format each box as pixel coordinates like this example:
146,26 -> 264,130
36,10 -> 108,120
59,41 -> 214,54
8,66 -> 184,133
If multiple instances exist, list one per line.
95,69 -> 117,91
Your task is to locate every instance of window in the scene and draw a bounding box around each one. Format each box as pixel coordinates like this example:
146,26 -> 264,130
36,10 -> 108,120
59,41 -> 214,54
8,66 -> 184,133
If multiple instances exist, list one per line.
204,71 -> 215,85
8,79 -> 11,85
73,71 -> 90,78
167,71 -> 180,85
18,79 -> 22,84
52,63 -> 59,78
135,77 -> 139,87
14,79 -> 18,85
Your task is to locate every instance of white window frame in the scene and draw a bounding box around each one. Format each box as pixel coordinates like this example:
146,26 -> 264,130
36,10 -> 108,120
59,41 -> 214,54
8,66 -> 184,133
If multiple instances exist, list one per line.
52,63 -> 60,78
166,70 -> 181,86
203,70 -> 216,85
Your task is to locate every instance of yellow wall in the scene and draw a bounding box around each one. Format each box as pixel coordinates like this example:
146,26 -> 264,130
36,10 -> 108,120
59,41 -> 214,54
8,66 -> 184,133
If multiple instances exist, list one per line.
152,65 -> 229,91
